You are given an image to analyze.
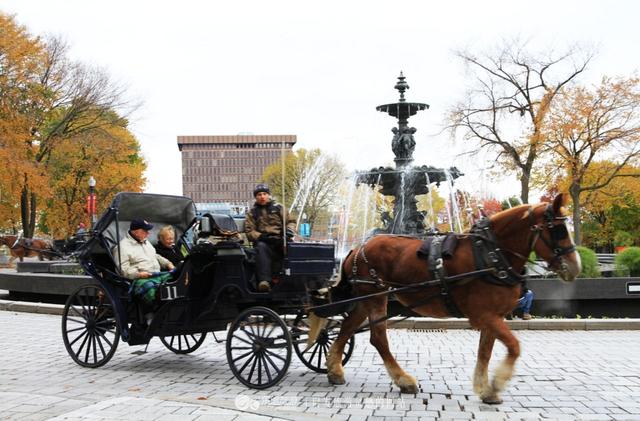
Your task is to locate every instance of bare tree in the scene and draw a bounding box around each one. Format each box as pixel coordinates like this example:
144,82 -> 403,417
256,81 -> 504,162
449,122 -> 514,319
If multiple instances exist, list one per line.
448,40 -> 592,203
539,76 -> 640,244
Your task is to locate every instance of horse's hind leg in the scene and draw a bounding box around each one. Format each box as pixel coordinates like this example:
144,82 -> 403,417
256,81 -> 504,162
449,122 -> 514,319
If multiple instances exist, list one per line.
326,303 -> 368,385
365,296 -> 418,394
477,318 -> 520,404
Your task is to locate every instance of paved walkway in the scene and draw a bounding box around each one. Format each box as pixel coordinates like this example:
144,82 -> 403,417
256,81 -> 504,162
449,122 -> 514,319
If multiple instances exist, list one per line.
1,311 -> 640,420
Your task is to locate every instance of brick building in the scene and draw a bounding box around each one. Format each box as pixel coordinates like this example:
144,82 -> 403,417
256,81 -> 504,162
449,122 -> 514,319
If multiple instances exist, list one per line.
177,135 -> 296,204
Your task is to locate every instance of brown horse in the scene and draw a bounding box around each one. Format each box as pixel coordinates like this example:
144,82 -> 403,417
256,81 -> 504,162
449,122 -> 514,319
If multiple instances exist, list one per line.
308,193 -> 581,404
0,235 -> 57,262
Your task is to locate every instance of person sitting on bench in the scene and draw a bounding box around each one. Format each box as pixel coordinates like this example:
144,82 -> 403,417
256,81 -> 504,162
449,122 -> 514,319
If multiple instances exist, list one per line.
244,184 -> 295,292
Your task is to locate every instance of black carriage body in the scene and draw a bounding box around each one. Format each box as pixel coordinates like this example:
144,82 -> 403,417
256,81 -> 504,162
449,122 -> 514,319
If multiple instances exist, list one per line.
77,192 -> 337,346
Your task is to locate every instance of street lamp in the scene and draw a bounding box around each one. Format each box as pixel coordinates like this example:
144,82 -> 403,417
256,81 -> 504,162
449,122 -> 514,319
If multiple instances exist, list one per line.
88,176 -> 97,229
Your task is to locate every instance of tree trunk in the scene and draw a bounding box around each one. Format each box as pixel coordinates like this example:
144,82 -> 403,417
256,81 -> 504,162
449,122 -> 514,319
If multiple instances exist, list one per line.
20,186 -> 29,236
28,192 -> 37,238
569,183 -> 582,246
520,174 -> 530,204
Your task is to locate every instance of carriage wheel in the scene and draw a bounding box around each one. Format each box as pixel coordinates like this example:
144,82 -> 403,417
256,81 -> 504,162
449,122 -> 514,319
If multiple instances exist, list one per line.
291,313 -> 355,373
62,284 -> 120,368
226,307 -> 292,389
160,332 -> 207,354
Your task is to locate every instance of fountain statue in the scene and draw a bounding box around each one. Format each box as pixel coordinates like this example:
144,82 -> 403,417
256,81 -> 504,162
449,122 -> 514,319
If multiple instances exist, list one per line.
357,72 -> 462,235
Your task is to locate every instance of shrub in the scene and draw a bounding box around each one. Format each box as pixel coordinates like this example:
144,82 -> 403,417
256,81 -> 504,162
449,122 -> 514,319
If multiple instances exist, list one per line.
576,246 -> 600,278
614,231 -> 634,247
615,246 -> 640,277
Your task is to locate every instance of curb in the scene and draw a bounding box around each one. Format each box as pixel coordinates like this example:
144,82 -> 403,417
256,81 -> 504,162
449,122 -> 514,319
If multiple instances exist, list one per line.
2,298 -> 640,330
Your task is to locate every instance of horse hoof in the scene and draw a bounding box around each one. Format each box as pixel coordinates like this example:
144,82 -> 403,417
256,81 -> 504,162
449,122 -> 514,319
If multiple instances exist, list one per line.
481,395 -> 503,405
327,373 -> 345,385
399,384 -> 419,394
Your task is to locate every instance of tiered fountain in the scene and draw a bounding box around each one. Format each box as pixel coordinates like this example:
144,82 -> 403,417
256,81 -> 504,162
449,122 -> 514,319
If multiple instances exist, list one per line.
357,73 -> 462,235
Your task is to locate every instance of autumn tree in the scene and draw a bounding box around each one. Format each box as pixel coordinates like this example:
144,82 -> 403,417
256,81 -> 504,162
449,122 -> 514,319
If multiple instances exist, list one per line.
448,40 -> 591,203
0,13 -> 47,232
536,77 -> 640,244
40,112 -> 146,238
262,148 -> 346,234
0,13 -> 136,237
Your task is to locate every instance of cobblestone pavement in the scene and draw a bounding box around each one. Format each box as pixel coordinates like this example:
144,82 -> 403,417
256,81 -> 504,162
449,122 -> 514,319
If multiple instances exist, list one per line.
1,311 -> 640,421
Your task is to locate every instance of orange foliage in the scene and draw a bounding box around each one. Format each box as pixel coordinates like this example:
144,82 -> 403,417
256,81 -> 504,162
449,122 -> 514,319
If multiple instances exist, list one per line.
42,118 -> 146,238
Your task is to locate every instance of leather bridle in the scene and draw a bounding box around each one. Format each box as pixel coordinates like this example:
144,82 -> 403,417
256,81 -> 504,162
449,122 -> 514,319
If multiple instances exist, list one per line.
528,204 -> 576,267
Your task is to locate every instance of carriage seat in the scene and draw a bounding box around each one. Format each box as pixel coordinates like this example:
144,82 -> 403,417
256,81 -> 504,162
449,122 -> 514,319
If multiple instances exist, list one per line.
198,213 -> 243,244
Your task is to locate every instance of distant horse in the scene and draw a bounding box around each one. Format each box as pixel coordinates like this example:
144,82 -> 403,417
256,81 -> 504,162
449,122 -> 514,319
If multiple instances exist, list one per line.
308,193 -> 581,404
0,235 -> 57,262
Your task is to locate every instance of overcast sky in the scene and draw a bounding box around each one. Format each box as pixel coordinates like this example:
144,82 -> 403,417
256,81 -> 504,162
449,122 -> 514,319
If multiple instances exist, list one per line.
3,0 -> 639,200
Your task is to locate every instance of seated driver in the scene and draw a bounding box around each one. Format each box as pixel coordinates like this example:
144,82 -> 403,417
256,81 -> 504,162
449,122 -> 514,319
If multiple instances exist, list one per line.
113,219 -> 175,279
245,184 -> 296,292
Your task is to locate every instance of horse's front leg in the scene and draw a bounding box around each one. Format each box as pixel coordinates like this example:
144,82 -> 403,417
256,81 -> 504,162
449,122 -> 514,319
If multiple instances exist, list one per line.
326,303 -> 368,385
365,296 -> 418,394
474,329 -> 496,403
475,317 -> 520,404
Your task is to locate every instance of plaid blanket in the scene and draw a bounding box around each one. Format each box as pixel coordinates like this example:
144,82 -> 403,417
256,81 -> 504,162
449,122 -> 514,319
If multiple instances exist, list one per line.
131,272 -> 173,305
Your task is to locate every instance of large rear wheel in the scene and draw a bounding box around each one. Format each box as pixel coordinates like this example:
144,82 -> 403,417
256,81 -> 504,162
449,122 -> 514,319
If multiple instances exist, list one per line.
226,307 -> 292,389
61,284 -> 120,368
291,313 -> 355,373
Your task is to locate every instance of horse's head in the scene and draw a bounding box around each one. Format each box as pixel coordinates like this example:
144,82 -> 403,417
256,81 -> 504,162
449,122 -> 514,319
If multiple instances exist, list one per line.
529,193 -> 582,282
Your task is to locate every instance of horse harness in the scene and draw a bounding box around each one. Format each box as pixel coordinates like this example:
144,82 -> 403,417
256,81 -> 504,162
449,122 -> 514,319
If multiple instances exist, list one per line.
348,205 -> 571,318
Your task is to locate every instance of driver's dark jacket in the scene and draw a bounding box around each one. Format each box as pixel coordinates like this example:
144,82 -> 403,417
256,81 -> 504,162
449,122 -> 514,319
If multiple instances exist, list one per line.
244,200 -> 295,243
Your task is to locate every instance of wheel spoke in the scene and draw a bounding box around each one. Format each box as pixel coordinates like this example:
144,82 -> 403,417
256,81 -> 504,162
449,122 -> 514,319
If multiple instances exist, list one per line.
260,354 -> 273,384
94,327 -> 114,348
262,349 -> 282,372
232,334 -> 254,346
232,349 -> 254,363
92,334 -> 98,364
68,306 -> 86,320
247,352 -> 259,383
66,326 -> 87,334
69,329 -> 88,347
85,330 -> 95,363
264,348 -> 287,362
95,332 -> 107,359
237,353 -> 256,375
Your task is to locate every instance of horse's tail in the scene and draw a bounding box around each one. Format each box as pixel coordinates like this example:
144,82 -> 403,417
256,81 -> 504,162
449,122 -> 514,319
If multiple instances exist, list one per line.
306,248 -> 356,348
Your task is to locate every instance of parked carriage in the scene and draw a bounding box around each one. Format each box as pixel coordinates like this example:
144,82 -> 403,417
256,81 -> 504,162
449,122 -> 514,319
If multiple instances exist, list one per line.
61,192 -> 354,388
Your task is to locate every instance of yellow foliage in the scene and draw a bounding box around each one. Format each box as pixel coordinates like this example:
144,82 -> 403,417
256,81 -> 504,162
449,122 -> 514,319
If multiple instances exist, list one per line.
43,120 -> 146,238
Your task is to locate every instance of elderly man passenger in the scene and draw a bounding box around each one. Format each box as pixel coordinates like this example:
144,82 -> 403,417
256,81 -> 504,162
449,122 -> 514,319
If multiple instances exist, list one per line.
114,219 -> 175,279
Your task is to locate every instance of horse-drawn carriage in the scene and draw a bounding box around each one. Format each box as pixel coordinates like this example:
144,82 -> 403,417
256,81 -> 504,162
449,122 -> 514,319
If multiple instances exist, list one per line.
62,191 -> 581,404
61,192 -> 354,388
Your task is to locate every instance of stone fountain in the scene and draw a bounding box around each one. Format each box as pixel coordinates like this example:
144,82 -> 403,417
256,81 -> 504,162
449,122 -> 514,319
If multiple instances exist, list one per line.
357,73 -> 462,235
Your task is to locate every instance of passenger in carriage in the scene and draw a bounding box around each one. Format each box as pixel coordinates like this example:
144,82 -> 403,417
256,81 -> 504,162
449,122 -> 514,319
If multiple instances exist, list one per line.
245,184 -> 296,292
154,225 -> 184,265
113,219 -> 175,280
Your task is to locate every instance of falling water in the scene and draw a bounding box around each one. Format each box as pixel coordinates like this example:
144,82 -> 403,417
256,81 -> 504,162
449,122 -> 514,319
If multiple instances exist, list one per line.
291,155 -> 327,228
445,169 -> 463,232
338,174 -> 358,257
424,172 -> 436,230
360,174 -> 381,241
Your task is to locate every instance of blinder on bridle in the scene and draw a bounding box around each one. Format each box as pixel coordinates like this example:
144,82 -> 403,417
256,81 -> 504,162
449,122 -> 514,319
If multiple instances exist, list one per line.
529,204 -> 576,262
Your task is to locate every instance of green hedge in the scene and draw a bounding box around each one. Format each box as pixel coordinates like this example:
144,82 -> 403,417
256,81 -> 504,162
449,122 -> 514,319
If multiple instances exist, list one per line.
615,246 -> 640,277
576,246 -> 600,278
